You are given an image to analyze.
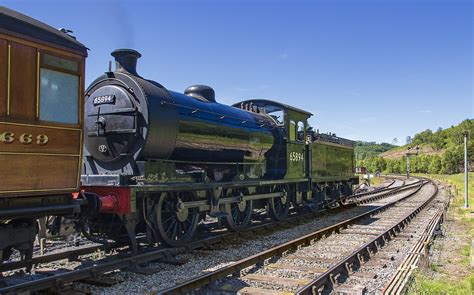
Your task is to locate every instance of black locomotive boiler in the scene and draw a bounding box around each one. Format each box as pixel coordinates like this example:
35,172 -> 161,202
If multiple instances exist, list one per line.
79,49 -> 358,248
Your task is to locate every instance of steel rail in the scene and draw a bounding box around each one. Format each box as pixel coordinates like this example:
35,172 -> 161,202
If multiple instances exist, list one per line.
0,244 -> 103,273
351,179 -> 397,198
156,180 -> 426,295
0,179 -> 411,275
297,180 -> 440,294
382,191 -> 449,294
0,180 -> 418,294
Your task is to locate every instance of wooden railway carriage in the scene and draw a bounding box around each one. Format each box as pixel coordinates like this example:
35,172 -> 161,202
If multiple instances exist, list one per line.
0,7 -> 87,263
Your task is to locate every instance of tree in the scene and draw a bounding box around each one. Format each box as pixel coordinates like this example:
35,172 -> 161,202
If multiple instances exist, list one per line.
406,136 -> 412,145
392,138 -> 398,145
402,156 -> 409,173
419,155 -> 431,173
428,156 -> 442,174
389,159 -> 399,173
440,147 -> 463,174
413,129 -> 433,145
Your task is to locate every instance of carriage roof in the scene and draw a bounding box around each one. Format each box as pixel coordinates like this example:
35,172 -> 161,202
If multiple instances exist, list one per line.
0,6 -> 87,56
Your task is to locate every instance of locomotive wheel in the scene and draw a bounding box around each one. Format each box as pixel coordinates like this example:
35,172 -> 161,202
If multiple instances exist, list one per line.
155,191 -> 199,247
267,185 -> 290,221
223,188 -> 253,232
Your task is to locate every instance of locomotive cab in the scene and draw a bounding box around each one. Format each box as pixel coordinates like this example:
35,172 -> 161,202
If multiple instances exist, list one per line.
233,99 -> 312,181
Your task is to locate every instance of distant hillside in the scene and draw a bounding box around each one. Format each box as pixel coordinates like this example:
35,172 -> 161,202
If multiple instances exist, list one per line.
380,144 -> 444,160
381,119 -> 473,160
359,119 -> 473,175
355,141 -> 396,164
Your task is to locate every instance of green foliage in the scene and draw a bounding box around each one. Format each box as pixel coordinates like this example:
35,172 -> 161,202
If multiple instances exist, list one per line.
410,173 -> 474,294
411,119 -> 474,152
413,273 -> 474,295
430,263 -> 440,272
364,119 -> 473,175
355,141 -> 395,170
428,156 -> 442,174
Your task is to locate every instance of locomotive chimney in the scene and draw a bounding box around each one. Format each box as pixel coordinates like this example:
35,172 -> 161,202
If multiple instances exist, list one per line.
111,49 -> 141,76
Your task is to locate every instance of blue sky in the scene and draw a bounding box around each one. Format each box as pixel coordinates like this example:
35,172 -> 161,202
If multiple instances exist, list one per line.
3,0 -> 472,144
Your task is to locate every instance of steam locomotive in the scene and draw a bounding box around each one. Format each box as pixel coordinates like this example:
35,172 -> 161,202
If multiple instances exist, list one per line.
79,49 -> 358,248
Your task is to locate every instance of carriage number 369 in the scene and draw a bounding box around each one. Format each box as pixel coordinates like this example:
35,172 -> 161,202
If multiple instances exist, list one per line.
0,132 -> 49,145
289,152 -> 304,162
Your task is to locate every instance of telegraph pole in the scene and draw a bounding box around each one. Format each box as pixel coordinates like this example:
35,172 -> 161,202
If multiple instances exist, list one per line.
464,131 -> 469,208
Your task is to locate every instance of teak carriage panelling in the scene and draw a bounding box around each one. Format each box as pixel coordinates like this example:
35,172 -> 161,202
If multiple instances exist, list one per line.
9,41 -> 36,121
0,39 -> 6,117
0,122 -> 81,154
0,30 -> 84,197
0,154 -> 79,194
0,32 -> 86,59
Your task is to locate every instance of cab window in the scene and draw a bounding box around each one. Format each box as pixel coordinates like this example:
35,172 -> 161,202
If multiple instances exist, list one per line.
297,121 -> 305,142
267,109 -> 284,126
289,120 -> 296,141
39,53 -> 80,124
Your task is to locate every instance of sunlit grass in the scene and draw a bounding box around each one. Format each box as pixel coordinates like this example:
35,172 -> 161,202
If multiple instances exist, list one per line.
410,172 -> 473,294
413,272 -> 474,295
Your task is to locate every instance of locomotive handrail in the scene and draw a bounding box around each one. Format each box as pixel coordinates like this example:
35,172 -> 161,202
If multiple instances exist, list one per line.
153,158 -> 266,166
160,101 -> 275,130
87,107 -> 136,116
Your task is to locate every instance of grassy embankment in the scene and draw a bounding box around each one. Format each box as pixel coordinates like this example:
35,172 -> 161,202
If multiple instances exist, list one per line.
411,172 -> 474,294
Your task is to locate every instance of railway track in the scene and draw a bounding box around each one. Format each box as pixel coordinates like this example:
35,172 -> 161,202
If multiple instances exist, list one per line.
0,178 -> 402,275
0,177 -> 417,294
156,178 -> 446,295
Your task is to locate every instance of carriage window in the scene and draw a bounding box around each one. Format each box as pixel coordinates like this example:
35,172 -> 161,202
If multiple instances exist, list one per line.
39,54 -> 79,124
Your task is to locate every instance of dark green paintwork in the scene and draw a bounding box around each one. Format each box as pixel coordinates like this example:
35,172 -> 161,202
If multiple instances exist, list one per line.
284,109 -> 310,179
311,141 -> 354,179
